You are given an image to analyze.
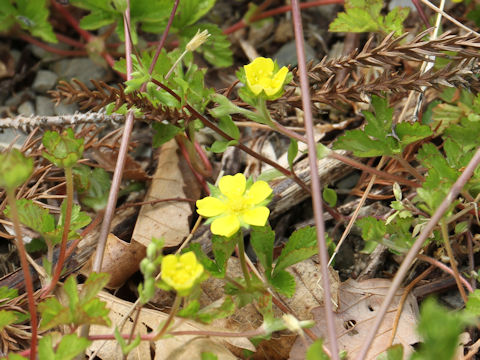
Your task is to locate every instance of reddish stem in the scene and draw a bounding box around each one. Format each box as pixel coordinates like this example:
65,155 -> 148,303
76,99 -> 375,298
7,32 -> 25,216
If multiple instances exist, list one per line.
50,1 -> 92,41
18,33 -> 87,56
55,33 -> 85,48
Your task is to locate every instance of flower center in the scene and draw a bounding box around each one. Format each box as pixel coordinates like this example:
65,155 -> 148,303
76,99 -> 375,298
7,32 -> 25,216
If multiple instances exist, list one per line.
226,197 -> 249,214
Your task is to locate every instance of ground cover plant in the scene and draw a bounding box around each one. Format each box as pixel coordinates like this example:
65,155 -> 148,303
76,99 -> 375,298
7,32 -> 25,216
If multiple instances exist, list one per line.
1,0 -> 480,359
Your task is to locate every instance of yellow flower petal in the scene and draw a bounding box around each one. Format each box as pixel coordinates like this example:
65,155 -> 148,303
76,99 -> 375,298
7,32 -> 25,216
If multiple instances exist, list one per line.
196,197 -> 227,217
266,66 -> 289,96
219,173 -> 246,199
246,180 -> 272,204
241,206 -> 270,227
211,214 -> 240,237
161,252 -> 204,294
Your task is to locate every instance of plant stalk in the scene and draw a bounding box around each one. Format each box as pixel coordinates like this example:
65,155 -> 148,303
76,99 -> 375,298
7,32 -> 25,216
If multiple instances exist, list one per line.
236,231 -> 252,289
6,189 -> 38,360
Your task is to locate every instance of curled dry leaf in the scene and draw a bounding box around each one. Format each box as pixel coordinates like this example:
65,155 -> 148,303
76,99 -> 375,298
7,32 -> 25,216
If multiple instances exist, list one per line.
88,291 -> 252,360
132,139 -> 198,248
289,278 -> 420,359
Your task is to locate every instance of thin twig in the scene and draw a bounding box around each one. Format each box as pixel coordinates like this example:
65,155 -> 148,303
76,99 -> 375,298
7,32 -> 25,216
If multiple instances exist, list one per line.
291,1 -> 339,359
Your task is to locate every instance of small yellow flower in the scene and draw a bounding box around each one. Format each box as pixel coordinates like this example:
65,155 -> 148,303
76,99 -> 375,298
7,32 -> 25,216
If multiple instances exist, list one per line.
161,252 -> 204,295
244,57 -> 289,97
196,173 -> 273,237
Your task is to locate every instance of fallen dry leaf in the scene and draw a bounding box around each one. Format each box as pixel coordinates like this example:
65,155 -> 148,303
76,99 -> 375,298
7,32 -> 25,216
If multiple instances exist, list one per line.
289,278 -> 420,359
132,139 -> 194,248
88,291 -> 253,360
91,148 -> 149,181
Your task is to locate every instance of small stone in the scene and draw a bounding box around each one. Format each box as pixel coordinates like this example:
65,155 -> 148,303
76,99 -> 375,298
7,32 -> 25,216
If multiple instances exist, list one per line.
274,41 -> 317,68
50,58 -> 109,89
54,102 -> 78,115
17,101 -> 34,116
5,90 -> 33,107
35,96 -> 55,116
32,70 -> 58,93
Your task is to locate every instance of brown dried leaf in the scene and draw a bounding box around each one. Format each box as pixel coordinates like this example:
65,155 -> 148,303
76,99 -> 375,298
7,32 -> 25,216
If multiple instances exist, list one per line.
91,148 -> 149,181
132,139 -> 194,248
289,278 -> 420,359
88,291 -> 252,360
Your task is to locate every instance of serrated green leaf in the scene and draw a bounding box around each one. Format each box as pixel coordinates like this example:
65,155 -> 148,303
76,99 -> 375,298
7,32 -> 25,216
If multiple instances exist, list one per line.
38,334 -> 55,360
0,310 -> 17,331
173,0 -> 216,27
0,149 -> 33,190
323,186 -> 337,207
411,298 -> 466,360
81,272 -> 110,303
74,166 -> 111,211
377,344 -> 403,360
395,122 -> 432,146
0,286 -> 18,303
15,0 -> 56,43
152,123 -> 183,147
180,24 -> 233,68
250,226 -> 275,276
270,270 -> 296,297
54,334 -> 91,360
357,216 -> 386,242
274,226 -> 318,274
42,129 -> 84,169
329,0 -> 408,35
306,339 -> 330,360
4,199 -> 55,235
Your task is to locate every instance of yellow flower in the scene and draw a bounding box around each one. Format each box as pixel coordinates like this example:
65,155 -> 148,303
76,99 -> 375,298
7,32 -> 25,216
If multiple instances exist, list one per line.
244,57 -> 289,97
161,252 -> 204,295
196,173 -> 273,237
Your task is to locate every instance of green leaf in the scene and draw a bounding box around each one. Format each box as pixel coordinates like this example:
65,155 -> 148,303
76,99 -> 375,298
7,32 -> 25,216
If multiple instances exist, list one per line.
218,116 -> 240,140
323,186 -> 337,207
412,298 -> 466,360
465,289 -> 480,317
42,129 -> 84,169
7,354 -> 28,360
250,226 -> 275,276
180,24 -> 233,68
377,344 -> 403,360
274,227 -> 318,274
0,310 -> 17,331
15,0 -> 57,43
173,0 -> 216,27
54,334 -> 91,360
0,149 -> 33,190
201,352 -> 218,360
208,139 -> 238,153
287,139 -> 298,170
179,297 -> 235,324
0,286 -> 18,303
81,272 -> 110,303
74,166 -> 111,211
152,123 -> 183,147
270,270 -> 296,297
357,216 -> 386,243
395,122 -> 433,147
306,339 -> 330,360
38,334 -> 55,360
4,199 -> 55,236
329,0 -> 408,35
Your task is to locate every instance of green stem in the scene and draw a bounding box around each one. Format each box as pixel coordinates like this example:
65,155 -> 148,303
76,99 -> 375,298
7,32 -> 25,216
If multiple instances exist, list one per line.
42,166 -> 74,297
236,231 -> 251,289
440,219 -> 468,304
6,189 -> 38,360
154,295 -> 182,340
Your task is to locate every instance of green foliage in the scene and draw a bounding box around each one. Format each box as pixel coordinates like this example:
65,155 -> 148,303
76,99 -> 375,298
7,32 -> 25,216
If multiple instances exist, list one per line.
152,123 -> 183,147
177,296 -> 235,324
4,199 -> 91,248
37,334 -> 91,360
0,149 -> 33,190
377,344 -> 403,360
287,139 -> 298,170
38,273 -> 111,330
323,186 -> 337,207
114,328 -> 141,357
334,96 -> 432,157
42,129 -> 84,169
329,0 -> 409,35
73,165 -> 111,211
411,298 -> 468,360
0,310 -> 17,331
0,286 -> 18,303
250,226 -> 318,297
201,352 -> 218,360
306,339 -> 330,360
0,0 -> 56,42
